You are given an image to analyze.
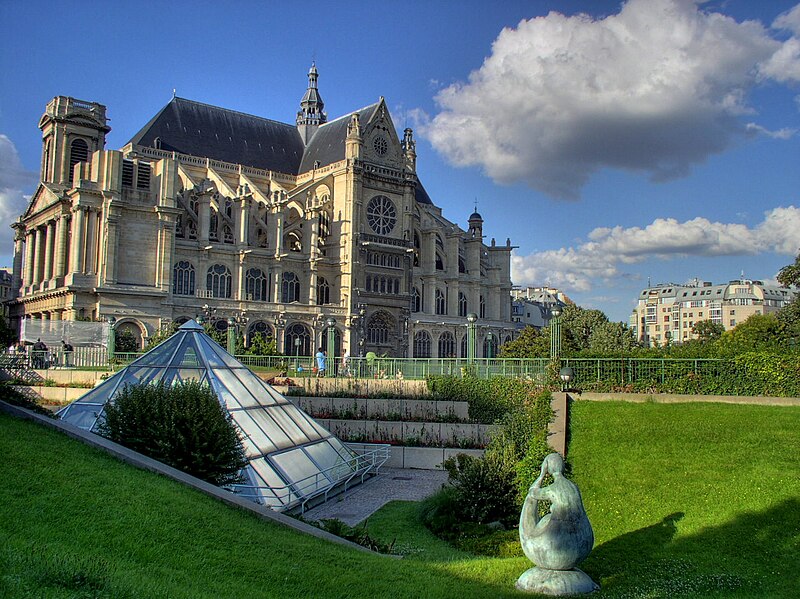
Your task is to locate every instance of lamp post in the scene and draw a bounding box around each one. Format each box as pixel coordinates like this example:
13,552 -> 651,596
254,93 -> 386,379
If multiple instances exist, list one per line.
274,313 -> 286,353
294,336 -> 302,374
549,305 -> 563,359
486,331 -> 495,359
326,316 -> 336,377
227,312 -> 248,355
559,366 -> 575,392
466,313 -> 478,366
107,316 -> 117,362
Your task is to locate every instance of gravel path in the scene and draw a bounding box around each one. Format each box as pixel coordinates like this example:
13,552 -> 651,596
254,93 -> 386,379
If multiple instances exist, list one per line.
302,467 -> 448,526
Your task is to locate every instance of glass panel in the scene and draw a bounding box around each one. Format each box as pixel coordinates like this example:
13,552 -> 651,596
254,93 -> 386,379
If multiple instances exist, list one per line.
171,335 -> 204,368
236,370 -> 279,406
268,406 -> 311,444
248,409 -> 293,450
197,335 -> 241,368
67,381 -> 115,405
213,369 -> 259,408
60,403 -> 103,430
329,437 -> 359,462
232,411 -> 277,454
285,407 -> 324,442
160,368 -> 205,386
115,367 -> 166,390
271,449 -> 330,496
251,458 -> 295,506
304,441 -> 355,480
206,370 -> 243,410
132,334 -> 184,366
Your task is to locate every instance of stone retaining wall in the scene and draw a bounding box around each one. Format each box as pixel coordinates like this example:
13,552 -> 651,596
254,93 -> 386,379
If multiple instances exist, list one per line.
290,396 -> 470,421
318,418 -> 496,448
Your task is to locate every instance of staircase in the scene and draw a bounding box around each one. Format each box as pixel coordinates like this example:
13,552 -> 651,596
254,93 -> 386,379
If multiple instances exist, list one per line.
0,353 -> 45,404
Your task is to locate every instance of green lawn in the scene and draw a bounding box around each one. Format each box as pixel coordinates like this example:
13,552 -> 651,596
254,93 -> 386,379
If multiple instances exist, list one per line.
2,401 -> 799,598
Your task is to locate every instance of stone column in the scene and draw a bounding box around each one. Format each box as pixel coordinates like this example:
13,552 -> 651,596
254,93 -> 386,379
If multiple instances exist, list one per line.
33,226 -> 45,284
55,213 -> 70,277
104,208 -> 120,285
11,228 -> 24,295
274,212 -> 284,257
236,198 -> 249,246
236,253 -> 246,300
85,209 -> 97,274
309,271 -> 318,305
273,266 -> 283,303
70,206 -> 86,273
198,195 -> 211,244
24,230 -> 35,289
43,220 -> 55,281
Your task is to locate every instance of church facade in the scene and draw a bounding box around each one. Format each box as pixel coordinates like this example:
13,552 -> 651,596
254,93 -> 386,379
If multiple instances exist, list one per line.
9,65 -> 516,358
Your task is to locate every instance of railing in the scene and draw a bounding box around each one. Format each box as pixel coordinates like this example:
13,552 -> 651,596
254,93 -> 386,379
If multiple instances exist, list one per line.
227,442 -> 390,513
18,347 -> 111,370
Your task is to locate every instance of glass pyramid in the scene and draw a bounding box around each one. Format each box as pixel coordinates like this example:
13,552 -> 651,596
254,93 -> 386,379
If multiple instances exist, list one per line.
58,320 -> 361,511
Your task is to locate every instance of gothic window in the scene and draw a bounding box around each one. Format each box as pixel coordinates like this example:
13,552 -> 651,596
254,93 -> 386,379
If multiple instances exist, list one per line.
175,214 -> 184,238
411,286 -> 421,313
247,320 -> 274,346
504,335 -> 512,345
367,311 -> 394,345
136,163 -> 150,190
281,271 -> 300,303
187,220 -> 197,240
316,276 -> 330,305
460,334 -> 467,358
458,255 -> 466,274
224,199 -> 233,219
413,331 -> 432,358
284,322 -> 311,355
69,139 -> 89,183
480,295 -> 486,318
223,224 -> 234,244
435,233 -> 444,251
245,268 -> 268,302
207,264 -> 231,298
153,137 -> 162,150
366,195 -> 397,235
209,212 -> 219,241
413,231 -> 420,267
438,331 -> 455,358
458,292 -> 468,317
318,211 -> 330,246
435,289 -> 446,315
173,261 -> 195,296
435,254 -> 444,271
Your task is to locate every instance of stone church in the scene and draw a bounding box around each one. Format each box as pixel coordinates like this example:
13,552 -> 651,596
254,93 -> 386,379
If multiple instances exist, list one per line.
9,65 -> 516,358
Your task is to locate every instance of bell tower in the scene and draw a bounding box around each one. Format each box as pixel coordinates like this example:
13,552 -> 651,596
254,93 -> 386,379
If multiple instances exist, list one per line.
296,62 -> 327,145
38,96 -> 110,186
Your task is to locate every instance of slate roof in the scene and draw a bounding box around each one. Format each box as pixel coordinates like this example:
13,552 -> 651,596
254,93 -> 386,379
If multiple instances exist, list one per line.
128,98 -> 306,174
298,103 -> 377,172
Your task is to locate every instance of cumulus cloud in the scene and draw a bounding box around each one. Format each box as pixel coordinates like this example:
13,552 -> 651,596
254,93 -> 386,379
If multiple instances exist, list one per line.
421,0 -> 800,199
0,135 -> 37,259
512,206 -> 800,291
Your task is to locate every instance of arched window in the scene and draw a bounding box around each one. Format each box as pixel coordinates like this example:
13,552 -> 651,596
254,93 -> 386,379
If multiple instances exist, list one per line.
223,224 -> 234,244
435,233 -> 444,251
247,321 -> 274,346
173,261 -> 195,296
413,331 -> 432,358
207,264 -> 231,298
69,139 -> 89,184
413,231 -> 420,267
460,334 -> 467,358
245,268 -> 267,301
316,276 -> 330,305
458,292 -> 468,317
282,271 -> 300,303
284,323 -> 311,355
504,335 -> 513,345
367,311 -> 394,345
318,211 -> 330,247
435,254 -> 444,271
209,212 -> 219,241
435,289 -> 446,315
412,285 -> 422,313
438,331 -> 455,358
175,214 -> 185,238
458,255 -> 466,274
480,295 -> 486,318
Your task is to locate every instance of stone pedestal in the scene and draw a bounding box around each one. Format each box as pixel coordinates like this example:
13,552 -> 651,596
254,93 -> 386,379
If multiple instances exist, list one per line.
516,566 -> 599,596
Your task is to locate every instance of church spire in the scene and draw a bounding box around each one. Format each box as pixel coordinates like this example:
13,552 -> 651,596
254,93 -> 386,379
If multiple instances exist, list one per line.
297,62 -> 327,144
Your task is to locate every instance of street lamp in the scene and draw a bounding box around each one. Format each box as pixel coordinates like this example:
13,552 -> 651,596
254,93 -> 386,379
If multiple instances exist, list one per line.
294,336 -> 302,373
559,366 -> 575,392
486,331 -> 495,359
466,313 -> 478,365
107,316 -> 117,361
550,305 -> 563,359
326,317 -> 336,377
226,312 -> 248,355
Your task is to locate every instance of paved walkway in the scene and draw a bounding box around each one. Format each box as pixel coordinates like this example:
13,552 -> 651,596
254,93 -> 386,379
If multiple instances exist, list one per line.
303,467 -> 448,526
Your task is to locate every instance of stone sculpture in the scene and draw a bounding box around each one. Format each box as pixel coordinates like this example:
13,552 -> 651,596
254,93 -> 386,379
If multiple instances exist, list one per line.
517,453 -> 599,595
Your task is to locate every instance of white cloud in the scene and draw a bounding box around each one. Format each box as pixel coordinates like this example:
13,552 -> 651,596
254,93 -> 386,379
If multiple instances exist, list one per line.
421,0 -> 800,199
0,134 -> 37,259
512,206 -> 800,292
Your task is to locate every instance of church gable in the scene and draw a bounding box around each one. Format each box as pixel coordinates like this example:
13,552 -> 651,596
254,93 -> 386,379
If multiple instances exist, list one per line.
22,184 -> 60,220
360,99 -> 403,168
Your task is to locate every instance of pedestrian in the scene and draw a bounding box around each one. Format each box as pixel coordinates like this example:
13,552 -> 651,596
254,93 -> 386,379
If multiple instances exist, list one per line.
32,338 -> 48,369
62,339 -> 74,368
315,347 -> 326,377
341,349 -> 350,377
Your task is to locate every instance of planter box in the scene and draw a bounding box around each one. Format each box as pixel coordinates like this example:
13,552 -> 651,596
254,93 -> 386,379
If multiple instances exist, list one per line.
291,396 -> 469,421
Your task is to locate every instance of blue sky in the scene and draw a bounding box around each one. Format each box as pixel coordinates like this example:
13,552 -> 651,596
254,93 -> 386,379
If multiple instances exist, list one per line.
1,0 -> 799,323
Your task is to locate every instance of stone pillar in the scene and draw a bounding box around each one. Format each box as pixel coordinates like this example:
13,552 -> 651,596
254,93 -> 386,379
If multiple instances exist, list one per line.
424,276 -> 436,316
85,209 -> 97,274
104,208 -> 120,285
24,231 -> 35,289
43,220 -> 55,281
12,228 -> 24,295
236,198 -> 249,246
273,266 -> 283,303
198,195 -> 211,244
33,226 -> 45,284
70,206 -> 86,273
236,253 -> 246,300
274,212 -> 284,257
55,213 -> 70,277
309,271 -> 318,305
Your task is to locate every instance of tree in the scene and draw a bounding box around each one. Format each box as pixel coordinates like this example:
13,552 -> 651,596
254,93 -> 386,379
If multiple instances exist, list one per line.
115,328 -> 139,352
144,322 -> 179,350
777,252 -> 800,288
499,326 -> 549,358
246,332 -> 279,356
0,315 -> 18,349
715,313 -> 786,354
98,381 -> 247,486
691,319 -> 725,343
560,304 -> 610,353
588,321 -> 637,353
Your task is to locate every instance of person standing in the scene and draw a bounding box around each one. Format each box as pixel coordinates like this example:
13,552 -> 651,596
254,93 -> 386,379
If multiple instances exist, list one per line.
341,349 -> 350,377
315,347 -> 326,377
61,340 -> 74,368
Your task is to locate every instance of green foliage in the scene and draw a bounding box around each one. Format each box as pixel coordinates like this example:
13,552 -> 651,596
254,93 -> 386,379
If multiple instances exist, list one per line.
114,329 -> 139,353
777,251 -> 800,288
144,322 -> 178,350
311,518 -> 397,554
715,313 -> 786,355
427,375 -> 545,423
245,332 -> 279,356
498,326 -> 548,358
691,319 -> 725,342
587,320 -> 637,353
0,315 -> 18,349
97,381 -> 247,486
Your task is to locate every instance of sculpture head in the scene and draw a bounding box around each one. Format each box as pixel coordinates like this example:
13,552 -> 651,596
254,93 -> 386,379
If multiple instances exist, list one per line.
542,452 -> 564,477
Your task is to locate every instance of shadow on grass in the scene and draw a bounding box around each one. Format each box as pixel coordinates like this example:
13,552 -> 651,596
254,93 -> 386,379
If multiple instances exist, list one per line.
584,499 -> 800,597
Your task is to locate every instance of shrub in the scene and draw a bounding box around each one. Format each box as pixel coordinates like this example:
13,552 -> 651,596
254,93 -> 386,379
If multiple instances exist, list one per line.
97,381 -> 247,486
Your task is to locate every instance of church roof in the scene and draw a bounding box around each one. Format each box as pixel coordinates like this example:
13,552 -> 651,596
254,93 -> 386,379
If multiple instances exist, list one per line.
128,97 -> 306,174
298,103 -> 378,172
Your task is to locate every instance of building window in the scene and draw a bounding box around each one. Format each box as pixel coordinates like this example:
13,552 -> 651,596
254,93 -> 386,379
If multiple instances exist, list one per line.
438,331 -> 455,358
435,289 -> 446,315
411,286 -> 422,313
413,331 -> 431,358
435,254 -> 444,270
245,268 -> 268,302
207,264 -> 231,298
173,261 -> 195,296
247,320 -> 274,346
367,311 -> 394,345
281,271 -> 300,303
479,295 -> 486,318
316,276 -> 330,305
458,255 -> 466,274
122,160 -> 134,187
136,163 -> 151,190
458,292 -> 468,317
69,139 -> 89,183
366,195 -> 397,235
284,323 -> 311,355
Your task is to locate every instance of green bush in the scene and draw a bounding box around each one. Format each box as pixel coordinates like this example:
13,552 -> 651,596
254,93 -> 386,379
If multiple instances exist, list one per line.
97,381 -> 247,486
426,375 -> 547,423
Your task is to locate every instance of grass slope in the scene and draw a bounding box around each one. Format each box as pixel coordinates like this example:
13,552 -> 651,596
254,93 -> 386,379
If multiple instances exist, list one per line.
0,411 -> 523,599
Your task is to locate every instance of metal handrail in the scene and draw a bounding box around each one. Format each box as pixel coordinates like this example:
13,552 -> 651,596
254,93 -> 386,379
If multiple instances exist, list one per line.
227,442 -> 390,512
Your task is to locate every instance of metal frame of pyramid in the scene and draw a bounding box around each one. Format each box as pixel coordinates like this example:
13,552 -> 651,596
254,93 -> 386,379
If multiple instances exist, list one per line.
58,320 -> 388,512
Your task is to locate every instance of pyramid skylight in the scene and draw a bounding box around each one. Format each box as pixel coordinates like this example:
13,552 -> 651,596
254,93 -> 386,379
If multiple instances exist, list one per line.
59,320 -> 367,511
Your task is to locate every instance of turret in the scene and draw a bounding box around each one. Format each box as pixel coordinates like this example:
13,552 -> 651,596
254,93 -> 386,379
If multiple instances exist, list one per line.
468,207 -> 483,239
345,113 -> 362,160
402,128 -> 416,172
296,62 -> 327,144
